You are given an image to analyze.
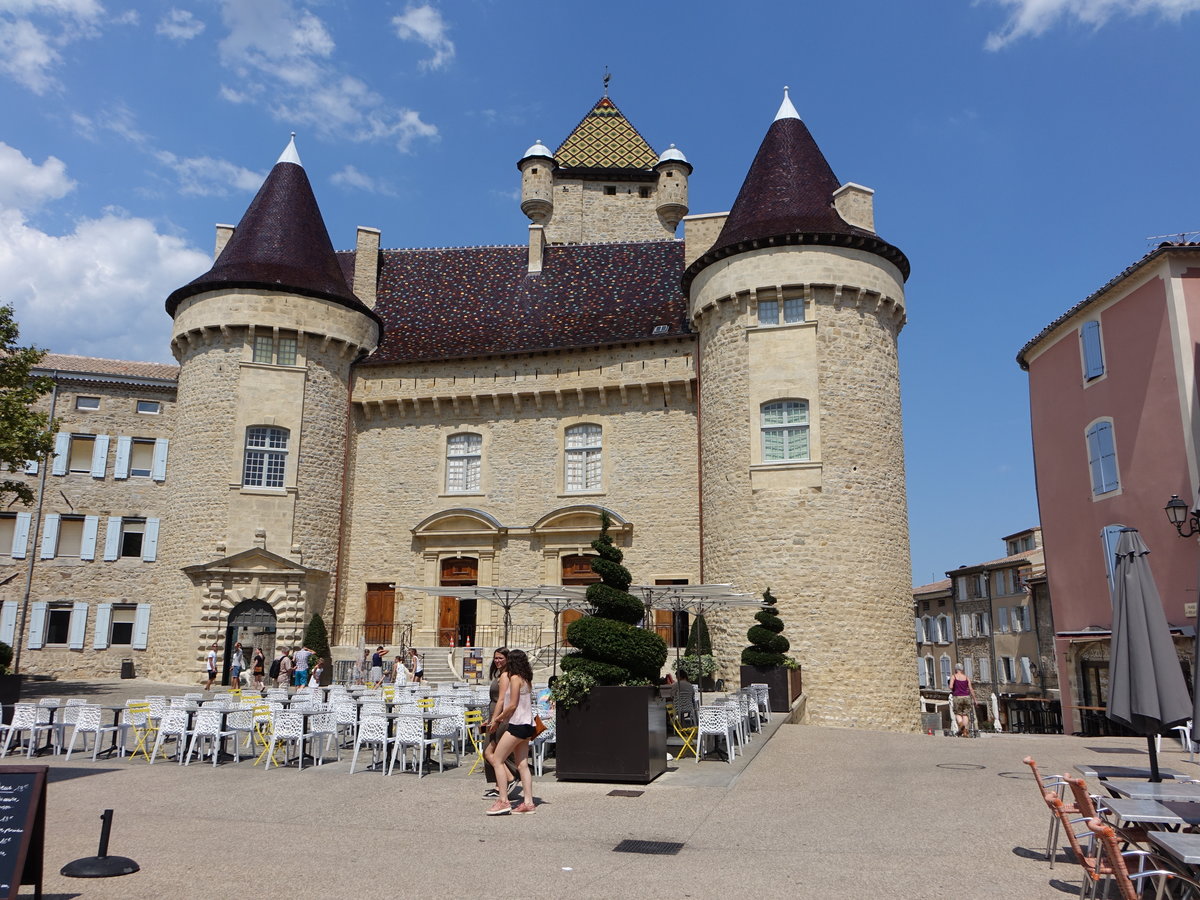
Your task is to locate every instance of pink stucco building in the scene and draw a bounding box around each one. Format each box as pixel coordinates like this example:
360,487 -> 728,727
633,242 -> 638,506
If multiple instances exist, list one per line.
1018,242 -> 1200,734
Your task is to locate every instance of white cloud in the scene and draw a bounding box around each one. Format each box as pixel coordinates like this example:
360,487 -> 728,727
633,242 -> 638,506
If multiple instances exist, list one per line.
330,164 -> 396,197
215,0 -> 439,151
392,4 -> 454,70
0,0 -> 105,93
0,141 -> 75,209
156,7 -> 204,41
154,150 -> 264,197
984,0 -> 1200,49
0,172 -> 210,362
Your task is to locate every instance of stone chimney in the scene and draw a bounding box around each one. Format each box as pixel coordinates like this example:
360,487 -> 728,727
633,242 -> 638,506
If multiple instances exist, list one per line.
214,224 -> 235,259
354,226 -> 381,308
528,224 -> 546,274
832,183 -> 875,233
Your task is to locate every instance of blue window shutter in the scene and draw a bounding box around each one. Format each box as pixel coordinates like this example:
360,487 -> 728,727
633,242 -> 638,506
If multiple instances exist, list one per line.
132,604 -> 151,650
68,601 -> 88,650
93,603 -> 111,650
40,514 -> 59,559
142,518 -> 160,562
27,601 -> 46,649
1081,321 -> 1105,379
151,439 -> 168,482
51,433 -> 69,476
0,603 -> 15,646
113,436 -> 131,480
90,434 -> 109,479
11,512 -> 30,559
1087,422 -> 1119,494
103,517 -> 121,561
80,515 -> 99,561
1102,524 -> 1126,595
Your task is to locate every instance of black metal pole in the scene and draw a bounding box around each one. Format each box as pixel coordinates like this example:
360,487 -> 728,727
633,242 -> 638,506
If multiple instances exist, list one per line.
97,809 -> 113,857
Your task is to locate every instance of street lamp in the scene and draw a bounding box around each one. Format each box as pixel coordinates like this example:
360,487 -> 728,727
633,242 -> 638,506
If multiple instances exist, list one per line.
1164,494 -> 1200,538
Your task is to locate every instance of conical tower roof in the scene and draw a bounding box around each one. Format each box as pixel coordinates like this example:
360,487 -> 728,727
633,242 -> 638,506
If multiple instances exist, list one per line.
683,91 -> 908,290
554,96 -> 658,170
166,137 -> 375,320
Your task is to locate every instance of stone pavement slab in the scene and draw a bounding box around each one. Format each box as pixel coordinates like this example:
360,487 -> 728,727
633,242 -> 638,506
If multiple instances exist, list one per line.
8,679 -> 1189,898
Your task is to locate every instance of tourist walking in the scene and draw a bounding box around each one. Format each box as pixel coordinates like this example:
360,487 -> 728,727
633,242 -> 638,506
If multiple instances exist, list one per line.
483,647 -> 520,799
293,645 -> 312,687
369,646 -> 385,685
410,648 -> 424,683
276,648 -> 293,689
485,648 -> 537,815
205,642 -> 218,691
949,663 -> 975,737
394,654 -> 410,685
251,646 -> 265,690
229,641 -> 245,688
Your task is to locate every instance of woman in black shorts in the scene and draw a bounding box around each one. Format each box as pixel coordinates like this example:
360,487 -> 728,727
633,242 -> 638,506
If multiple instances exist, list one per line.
484,648 -> 537,816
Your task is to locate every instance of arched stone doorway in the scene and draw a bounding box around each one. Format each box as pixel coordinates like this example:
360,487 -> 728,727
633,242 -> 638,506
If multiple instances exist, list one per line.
224,599 -> 277,685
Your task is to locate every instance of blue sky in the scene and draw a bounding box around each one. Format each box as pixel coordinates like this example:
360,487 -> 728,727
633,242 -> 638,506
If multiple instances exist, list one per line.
1,0 -> 1198,587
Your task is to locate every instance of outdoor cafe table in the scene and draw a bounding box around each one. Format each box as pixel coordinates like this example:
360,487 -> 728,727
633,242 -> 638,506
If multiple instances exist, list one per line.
1075,763 -> 1189,781
1102,797 -> 1200,831
1148,831 -> 1200,868
1104,780 -> 1200,803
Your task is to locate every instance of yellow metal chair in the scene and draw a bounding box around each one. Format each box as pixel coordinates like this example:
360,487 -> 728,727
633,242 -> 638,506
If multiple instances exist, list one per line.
667,700 -> 698,760
463,709 -> 486,775
124,701 -> 157,761
252,703 -> 283,767
416,696 -> 435,711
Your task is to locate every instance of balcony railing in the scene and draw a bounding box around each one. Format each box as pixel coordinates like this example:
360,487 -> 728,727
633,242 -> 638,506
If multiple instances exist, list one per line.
332,622 -> 413,651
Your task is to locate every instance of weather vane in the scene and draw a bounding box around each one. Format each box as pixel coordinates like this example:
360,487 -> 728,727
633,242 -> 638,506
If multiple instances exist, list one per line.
603,67 -> 611,97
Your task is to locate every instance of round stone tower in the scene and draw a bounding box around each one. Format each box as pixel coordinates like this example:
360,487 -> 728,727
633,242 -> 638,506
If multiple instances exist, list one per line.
518,139 -> 555,225
654,144 -> 691,230
159,137 -> 380,679
683,89 -> 916,731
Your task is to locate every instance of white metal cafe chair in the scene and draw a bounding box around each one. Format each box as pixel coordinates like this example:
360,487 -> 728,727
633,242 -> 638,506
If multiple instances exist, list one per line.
304,711 -> 338,765
2,703 -> 56,758
696,706 -> 736,765
263,710 -> 307,769
149,708 -> 189,764
532,716 -> 557,777
54,699 -> 88,752
349,715 -> 392,774
185,708 -> 238,766
389,714 -> 437,776
64,705 -> 123,761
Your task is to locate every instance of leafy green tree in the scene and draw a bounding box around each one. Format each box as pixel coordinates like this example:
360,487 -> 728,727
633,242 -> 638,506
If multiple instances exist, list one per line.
741,586 -> 791,667
303,613 -> 332,685
0,305 -> 55,505
561,511 -> 666,685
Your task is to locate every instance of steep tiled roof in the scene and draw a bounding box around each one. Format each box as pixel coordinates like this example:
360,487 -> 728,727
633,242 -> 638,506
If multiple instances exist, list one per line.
683,115 -> 909,289
554,97 -> 658,170
35,353 -> 178,382
165,157 -> 379,325
358,241 -> 690,364
913,578 -> 951,596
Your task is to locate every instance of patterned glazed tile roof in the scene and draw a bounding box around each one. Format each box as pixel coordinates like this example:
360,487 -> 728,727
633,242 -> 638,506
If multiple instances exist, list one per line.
554,97 -> 659,170
36,353 -> 178,382
683,116 -> 910,289
357,240 -> 690,364
165,159 -> 380,327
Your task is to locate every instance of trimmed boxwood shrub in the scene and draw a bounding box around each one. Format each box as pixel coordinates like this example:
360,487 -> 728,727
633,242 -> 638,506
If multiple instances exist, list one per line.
741,587 -> 791,667
560,511 -> 667,686
304,613 -> 332,685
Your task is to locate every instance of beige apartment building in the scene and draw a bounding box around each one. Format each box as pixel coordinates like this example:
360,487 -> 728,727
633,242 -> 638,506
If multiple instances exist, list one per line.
0,89 -> 919,730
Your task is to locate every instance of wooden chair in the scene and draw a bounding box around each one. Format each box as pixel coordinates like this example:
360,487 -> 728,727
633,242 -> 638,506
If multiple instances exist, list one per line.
1086,818 -> 1199,900
1065,775 -> 1148,848
1024,756 -> 1074,867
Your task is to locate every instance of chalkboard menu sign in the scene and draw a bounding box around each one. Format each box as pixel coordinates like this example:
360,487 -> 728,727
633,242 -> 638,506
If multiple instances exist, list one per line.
462,649 -> 484,683
0,766 -> 45,900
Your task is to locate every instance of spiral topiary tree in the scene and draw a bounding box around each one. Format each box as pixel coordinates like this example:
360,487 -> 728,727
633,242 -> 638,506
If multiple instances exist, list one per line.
741,587 -> 791,667
561,511 -> 667,685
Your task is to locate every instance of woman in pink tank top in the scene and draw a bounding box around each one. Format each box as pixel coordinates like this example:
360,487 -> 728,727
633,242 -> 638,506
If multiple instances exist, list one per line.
949,663 -> 975,737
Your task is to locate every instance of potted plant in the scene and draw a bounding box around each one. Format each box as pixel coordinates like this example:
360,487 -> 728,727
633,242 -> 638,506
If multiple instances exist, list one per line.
677,614 -> 717,691
739,588 -> 801,713
553,512 -> 668,783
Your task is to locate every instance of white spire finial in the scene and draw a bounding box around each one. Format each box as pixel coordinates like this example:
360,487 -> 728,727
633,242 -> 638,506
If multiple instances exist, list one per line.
774,86 -> 799,122
277,132 -> 302,166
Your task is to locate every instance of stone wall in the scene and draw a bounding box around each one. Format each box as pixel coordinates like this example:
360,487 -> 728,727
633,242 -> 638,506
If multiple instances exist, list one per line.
544,178 -> 677,245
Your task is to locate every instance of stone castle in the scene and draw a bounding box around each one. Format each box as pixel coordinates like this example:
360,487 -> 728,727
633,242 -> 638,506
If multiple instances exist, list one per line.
0,89 -> 917,730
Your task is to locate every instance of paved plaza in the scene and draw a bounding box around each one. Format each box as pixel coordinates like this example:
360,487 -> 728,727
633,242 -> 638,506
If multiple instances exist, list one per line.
8,679 -> 1183,898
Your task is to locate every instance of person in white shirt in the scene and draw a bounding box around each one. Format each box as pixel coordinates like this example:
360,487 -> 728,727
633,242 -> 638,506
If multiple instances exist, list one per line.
205,643 -> 218,691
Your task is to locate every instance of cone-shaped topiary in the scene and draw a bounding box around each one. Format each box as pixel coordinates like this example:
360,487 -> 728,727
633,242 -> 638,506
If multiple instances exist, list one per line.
741,587 -> 791,667
561,511 -> 667,685
304,613 -> 332,685
685,613 -> 712,657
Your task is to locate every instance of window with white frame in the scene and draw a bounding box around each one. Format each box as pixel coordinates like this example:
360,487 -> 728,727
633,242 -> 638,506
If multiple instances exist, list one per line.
993,568 -> 1016,596
252,331 -> 298,366
54,516 -> 85,558
93,603 -> 150,649
51,433 -> 108,478
996,606 -> 1009,634
113,436 -> 168,481
978,657 -> 992,682
243,426 -> 289,488
135,399 -> 161,415
27,600 -> 88,649
102,516 -> 159,562
75,395 -> 99,411
67,435 -> 95,473
757,298 -> 779,326
565,424 -> 602,491
0,515 -> 14,558
1086,420 -> 1120,495
972,611 -> 990,636
922,615 -> 935,643
1000,656 -> 1017,683
973,573 -> 988,598
923,656 -> 935,688
959,613 -> 972,639
783,296 -> 805,323
936,614 -> 952,644
1080,320 -> 1105,380
955,578 -> 967,602
940,655 -> 953,686
446,433 -> 482,492
1012,605 -> 1030,633
761,400 -> 810,462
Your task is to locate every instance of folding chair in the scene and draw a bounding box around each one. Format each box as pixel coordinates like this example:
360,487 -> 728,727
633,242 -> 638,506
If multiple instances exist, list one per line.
463,709 -> 487,775
666,700 -> 697,760
124,701 -> 157,761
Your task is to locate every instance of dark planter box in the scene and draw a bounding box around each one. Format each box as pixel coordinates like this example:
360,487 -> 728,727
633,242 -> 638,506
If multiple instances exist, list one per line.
0,675 -> 22,724
555,685 -> 667,784
740,665 -> 802,713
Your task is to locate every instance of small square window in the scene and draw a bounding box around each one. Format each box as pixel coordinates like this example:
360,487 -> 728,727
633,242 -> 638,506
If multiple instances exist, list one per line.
56,516 -> 85,557
119,520 -> 145,558
110,606 -> 137,645
253,335 -> 273,364
45,606 -> 72,645
638,187 -> 651,199
530,167 -> 538,175
136,400 -> 161,415
276,336 -> 297,367
757,300 -> 779,326
67,435 -> 95,473
783,297 -> 805,323
129,440 -> 154,478
604,186 -> 617,196
75,396 -> 100,411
